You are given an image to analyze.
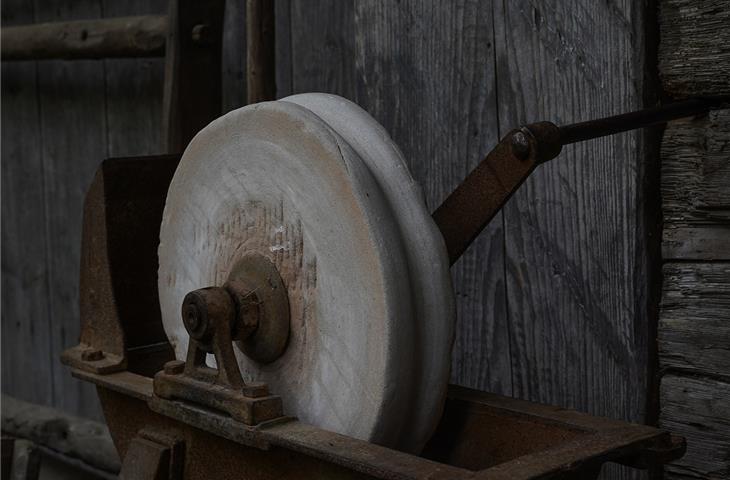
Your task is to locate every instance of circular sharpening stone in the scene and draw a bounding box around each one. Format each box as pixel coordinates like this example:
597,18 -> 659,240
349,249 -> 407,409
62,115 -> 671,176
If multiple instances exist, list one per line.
158,93 -> 455,453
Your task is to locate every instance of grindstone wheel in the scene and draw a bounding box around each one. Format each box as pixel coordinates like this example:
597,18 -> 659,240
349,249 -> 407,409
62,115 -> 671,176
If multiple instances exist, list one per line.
158,93 -> 455,453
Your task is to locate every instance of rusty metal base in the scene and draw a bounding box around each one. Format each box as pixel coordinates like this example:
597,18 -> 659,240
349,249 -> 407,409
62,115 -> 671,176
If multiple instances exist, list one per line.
64,155 -> 685,479
72,368 -> 683,480
153,369 -> 285,427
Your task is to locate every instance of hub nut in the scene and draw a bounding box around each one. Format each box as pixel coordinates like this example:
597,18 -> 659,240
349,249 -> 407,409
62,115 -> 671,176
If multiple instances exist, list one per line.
511,131 -> 531,160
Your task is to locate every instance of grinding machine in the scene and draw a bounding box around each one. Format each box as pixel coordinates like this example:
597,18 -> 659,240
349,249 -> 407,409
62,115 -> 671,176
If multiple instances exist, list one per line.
59,89 -> 730,479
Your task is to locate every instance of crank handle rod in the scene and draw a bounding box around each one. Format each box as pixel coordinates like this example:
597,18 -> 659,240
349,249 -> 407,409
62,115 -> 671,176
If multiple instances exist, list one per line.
433,95 -> 730,265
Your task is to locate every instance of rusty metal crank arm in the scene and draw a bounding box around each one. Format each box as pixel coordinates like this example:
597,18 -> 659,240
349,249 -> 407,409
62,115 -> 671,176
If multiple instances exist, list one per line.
433,95 -> 730,265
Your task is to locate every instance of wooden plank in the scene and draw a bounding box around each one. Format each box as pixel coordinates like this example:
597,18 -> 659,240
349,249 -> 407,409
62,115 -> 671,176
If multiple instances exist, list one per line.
288,0 -> 357,99
660,374 -> 730,480
658,0 -> 730,97
1,394 -> 120,474
2,0 -> 243,421
663,226 -> 730,261
161,0 -> 225,153
245,0 -> 275,103
661,111 -> 730,260
32,0 -> 109,420
286,0 -> 511,394
0,0 -> 55,409
101,0 -> 166,158
659,1 -> 730,478
662,113 -> 730,218
493,0 -> 652,455
659,263 -> 730,379
273,0 -> 292,98
222,0 -> 247,112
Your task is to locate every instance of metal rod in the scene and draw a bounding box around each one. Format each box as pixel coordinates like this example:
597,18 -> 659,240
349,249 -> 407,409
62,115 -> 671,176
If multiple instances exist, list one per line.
558,95 -> 730,145
437,96 -> 730,264
1,15 -> 167,61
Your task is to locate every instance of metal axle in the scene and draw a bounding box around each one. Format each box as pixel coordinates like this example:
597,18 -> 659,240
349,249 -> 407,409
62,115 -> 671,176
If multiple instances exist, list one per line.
558,95 -> 729,145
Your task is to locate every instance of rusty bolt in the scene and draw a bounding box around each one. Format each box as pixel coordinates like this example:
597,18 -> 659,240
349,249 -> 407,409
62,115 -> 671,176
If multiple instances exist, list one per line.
511,131 -> 531,160
242,382 -> 269,398
164,360 -> 185,375
191,24 -> 212,45
81,348 -> 104,362
182,287 -> 236,343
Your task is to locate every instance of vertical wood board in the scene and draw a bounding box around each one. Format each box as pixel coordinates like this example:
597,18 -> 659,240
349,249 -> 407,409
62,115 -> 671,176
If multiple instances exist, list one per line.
659,0 -> 730,478
660,375 -> 730,479
1,0 -> 248,420
1,0 -> 54,409
32,0 -> 109,420
494,0 -> 650,424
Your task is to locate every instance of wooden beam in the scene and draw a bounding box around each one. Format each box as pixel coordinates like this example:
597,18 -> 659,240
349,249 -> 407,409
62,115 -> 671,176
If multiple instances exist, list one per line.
1,16 -> 167,60
246,0 -> 276,103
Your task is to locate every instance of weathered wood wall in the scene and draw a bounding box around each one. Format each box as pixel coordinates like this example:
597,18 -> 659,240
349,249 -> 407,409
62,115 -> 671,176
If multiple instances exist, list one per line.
658,1 -> 730,479
277,5 -> 654,479
2,2 -> 665,479
1,0 -> 247,421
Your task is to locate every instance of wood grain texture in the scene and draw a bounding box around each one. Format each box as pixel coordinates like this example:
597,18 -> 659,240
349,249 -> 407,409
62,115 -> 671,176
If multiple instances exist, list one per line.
494,0 -> 650,424
273,0 -> 292,98
658,1 -> 730,478
102,1 -> 166,158
661,111 -> 730,260
32,0 -> 109,420
2,394 -> 120,473
659,263 -> 730,379
660,375 -> 730,480
284,0 -> 511,394
222,0 -> 247,112
1,0 -> 247,421
658,0 -> 730,97
1,0 -> 54,409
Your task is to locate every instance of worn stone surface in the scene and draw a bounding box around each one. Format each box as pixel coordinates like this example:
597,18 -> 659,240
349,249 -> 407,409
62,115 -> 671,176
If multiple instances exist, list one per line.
158,95 -> 454,453
283,93 -> 455,452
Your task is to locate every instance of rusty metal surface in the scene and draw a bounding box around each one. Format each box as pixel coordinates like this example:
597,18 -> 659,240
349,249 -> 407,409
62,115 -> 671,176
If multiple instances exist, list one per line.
99,389 -> 375,480
154,371 -> 284,426
119,429 -> 184,480
558,95 -> 730,145
61,344 -> 125,374
65,155 -> 180,378
426,386 -> 685,479
75,367 -> 684,479
65,121 -> 698,477
227,254 -> 290,364
432,122 -> 561,264
153,260 -> 288,425
434,97 -> 730,266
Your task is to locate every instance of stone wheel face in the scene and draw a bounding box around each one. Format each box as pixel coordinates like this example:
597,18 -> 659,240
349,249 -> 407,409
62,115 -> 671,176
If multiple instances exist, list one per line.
158,93 -> 454,452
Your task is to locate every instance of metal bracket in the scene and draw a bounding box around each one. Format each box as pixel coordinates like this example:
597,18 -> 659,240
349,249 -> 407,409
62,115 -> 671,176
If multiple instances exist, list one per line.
119,429 -> 185,480
153,286 -> 286,426
61,344 -> 126,375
